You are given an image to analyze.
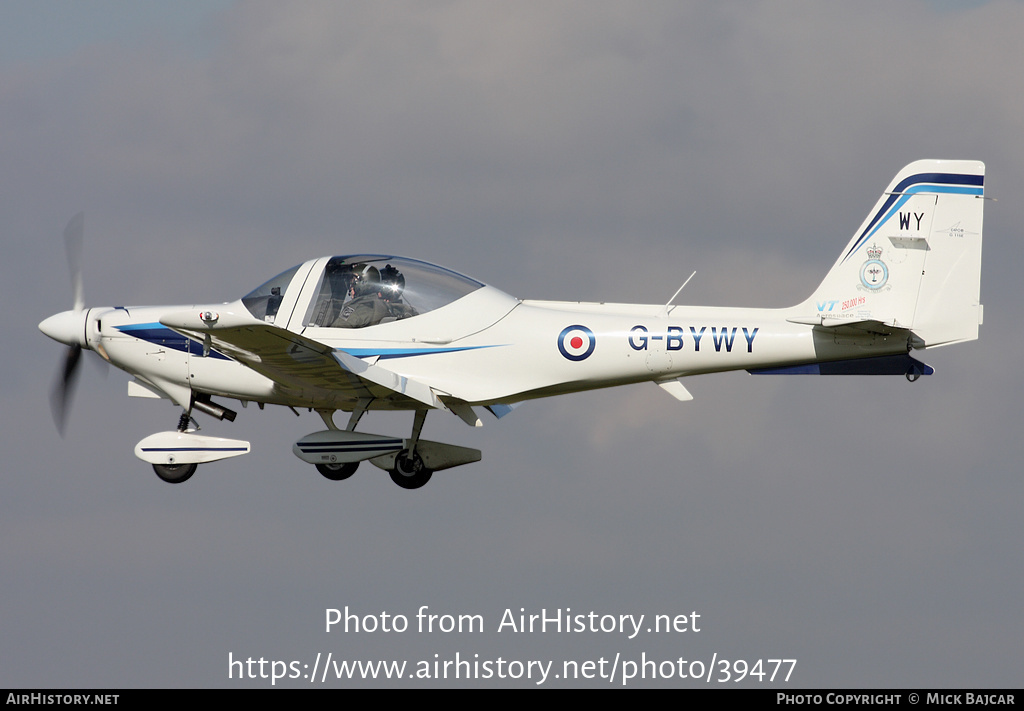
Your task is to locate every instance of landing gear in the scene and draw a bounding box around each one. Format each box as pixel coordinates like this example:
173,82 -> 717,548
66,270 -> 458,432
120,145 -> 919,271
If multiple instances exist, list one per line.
152,462 -> 197,484
389,449 -> 433,489
151,403 -> 203,484
388,410 -> 433,489
316,461 -> 359,481
295,408 -> 456,489
138,398 -> 251,483
177,409 -> 196,431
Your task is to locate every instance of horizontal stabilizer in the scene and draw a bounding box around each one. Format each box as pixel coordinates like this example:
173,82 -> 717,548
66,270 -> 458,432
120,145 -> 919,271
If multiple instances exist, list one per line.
788,317 -> 908,333
748,354 -> 933,376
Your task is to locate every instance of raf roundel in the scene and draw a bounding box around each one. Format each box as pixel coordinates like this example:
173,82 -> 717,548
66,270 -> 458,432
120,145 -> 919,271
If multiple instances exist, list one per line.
557,325 -> 596,361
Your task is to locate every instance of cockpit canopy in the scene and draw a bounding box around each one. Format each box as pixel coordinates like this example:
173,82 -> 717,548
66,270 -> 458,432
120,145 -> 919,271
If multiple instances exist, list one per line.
242,255 -> 485,329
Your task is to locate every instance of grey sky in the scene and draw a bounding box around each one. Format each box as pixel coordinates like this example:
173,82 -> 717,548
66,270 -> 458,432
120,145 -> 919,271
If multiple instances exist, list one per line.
2,1 -> 1021,687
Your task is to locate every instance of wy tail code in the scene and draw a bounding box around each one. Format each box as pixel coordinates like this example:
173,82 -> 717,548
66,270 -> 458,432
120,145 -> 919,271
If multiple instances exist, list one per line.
39,159 -> 983,488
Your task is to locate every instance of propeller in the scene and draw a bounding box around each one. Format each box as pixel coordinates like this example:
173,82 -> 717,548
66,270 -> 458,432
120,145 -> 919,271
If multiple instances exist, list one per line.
47,212 -> 86,436
50,339 -> 82,436
65,211 -> 85,312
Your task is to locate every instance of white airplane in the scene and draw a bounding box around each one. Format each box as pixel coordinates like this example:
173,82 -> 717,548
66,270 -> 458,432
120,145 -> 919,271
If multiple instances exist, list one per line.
40,159 -> 985,488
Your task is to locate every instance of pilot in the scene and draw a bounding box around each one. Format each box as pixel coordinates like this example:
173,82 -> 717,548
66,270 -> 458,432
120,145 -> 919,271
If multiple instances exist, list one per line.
379,264 -> 418,320
308,260 -> 355,326
332,264 -> 389,328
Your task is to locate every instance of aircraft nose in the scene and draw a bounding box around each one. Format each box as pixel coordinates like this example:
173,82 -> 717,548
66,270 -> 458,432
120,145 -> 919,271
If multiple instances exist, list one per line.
39,310 -> 87,348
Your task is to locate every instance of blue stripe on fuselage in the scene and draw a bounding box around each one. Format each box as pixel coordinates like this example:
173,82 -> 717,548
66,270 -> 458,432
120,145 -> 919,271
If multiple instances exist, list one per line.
338,345 -> 503,360
116,322 -> 231,360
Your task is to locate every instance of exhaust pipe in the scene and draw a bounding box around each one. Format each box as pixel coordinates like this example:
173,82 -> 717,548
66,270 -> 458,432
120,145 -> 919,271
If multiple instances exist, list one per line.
193,397 -> 237,422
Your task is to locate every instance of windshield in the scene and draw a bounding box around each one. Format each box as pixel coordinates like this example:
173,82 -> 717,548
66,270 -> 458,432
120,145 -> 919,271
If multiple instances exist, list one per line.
241,265 -> 301,323
303,255 -> 483,329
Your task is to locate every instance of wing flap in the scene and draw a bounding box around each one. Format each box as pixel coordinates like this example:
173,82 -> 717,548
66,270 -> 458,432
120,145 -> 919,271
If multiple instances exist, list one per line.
332,348 -> 446,409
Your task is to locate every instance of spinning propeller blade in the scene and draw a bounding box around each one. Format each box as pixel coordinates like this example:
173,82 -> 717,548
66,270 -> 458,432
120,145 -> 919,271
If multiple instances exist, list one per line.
64,211 -> 84,313
48,212 -> 87,436
50,344 -> 82,436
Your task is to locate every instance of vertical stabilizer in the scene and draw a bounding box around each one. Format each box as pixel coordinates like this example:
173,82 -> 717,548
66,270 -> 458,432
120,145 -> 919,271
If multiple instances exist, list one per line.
801,160 -> 984,347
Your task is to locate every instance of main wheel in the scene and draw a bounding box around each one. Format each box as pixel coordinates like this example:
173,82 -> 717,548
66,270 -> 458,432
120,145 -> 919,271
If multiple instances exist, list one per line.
152,462 -> 197,484
316,461 -> 359,481
389,449 -> 433,489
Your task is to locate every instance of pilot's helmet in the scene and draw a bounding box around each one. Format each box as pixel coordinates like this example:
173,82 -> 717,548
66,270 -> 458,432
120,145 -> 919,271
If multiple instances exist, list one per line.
326,260 -> 354,290
379,264 -> 405,301
352,264 -> 380,296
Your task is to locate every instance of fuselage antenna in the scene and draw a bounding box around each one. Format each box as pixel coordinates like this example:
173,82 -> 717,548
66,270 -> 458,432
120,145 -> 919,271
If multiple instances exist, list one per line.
664,271 -> 696,315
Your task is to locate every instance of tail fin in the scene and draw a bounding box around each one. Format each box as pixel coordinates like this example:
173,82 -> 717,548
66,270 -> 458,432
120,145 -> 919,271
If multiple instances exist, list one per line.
800,159 -> 985,347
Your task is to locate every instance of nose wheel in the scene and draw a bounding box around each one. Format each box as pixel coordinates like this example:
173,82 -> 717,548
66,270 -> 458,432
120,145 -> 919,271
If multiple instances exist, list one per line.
389,449 -> 433,489
152,462 -> 197,484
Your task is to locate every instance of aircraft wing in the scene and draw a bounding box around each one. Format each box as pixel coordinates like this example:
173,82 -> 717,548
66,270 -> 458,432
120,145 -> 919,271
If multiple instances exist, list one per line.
159,309 -> 450,410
